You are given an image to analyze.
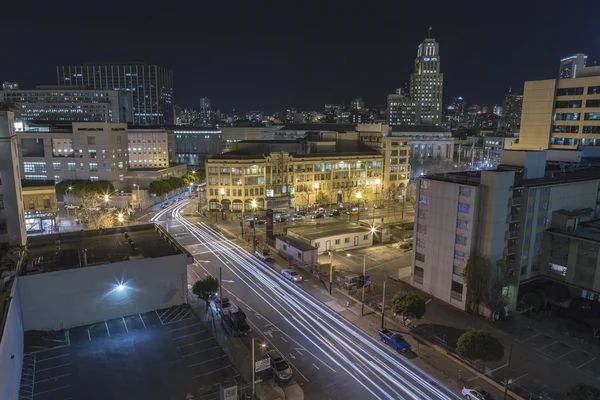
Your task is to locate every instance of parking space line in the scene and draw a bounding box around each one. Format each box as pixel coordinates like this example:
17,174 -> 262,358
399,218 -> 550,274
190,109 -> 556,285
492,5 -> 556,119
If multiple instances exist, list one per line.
155,310 -> 164,325
164,316 -> 196,325
523,332 -> 541,342
181,345 -> 221,358
168,323 -> 202,333
105,321 -> 111,337
172,331 -> 205,341
122,317 -> 129,332
161,305 -> 181,321
177,337 -> 214,349
34,373 -> 71,384
32,385 -> 71,397
168,307 -> 188,322
87,328 -> 91,341
35,363 -> 70,373
138,314 -> 147,329
538,341 -> 557,351
579,357 -> 597,369
188,354 -> 227,368
557,349 -> 576,359
192,364 -> 233,379
37,354 -> 69,363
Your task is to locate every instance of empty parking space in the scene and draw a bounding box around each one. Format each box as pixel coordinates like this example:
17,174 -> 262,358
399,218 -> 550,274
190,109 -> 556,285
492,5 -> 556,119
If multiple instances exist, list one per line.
20,306 -> 241,400
541,341 -> 573,358
507,326 -> 539,341
579,358 -> 600,378
524,333 -> 555,350
563,350 -> 595,367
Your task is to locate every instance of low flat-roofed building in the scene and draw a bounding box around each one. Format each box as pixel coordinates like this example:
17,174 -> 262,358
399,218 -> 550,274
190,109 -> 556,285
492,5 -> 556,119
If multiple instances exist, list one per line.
18,223 -> 192,331
287,223 -> 374,252
275,235 -> 318,266
21,180 -> 58,234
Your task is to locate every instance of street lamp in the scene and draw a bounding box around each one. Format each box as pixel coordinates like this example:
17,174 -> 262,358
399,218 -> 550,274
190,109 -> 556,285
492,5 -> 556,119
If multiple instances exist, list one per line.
133,183 -> 141,210
118,213 -> 124,224
66,186 -> 74,218
252,338 -> 267,396
328,251 -> 334,295
219,188 -> 225,221
252,199 -> 258,252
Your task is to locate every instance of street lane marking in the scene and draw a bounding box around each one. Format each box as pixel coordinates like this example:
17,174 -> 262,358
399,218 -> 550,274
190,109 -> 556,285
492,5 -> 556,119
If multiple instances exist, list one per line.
312,363 -> 320,370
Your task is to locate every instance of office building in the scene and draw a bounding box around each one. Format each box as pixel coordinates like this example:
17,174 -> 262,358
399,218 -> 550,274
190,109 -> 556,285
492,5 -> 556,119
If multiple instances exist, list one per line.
514,73 -> 600,151
2,82 -> 19,90
387,91 -> 420,126
57,63 -> 173,125
22,180 -> 58,234
559,53 -> 587,79
498,90 -> 523,134
199,97 -> 213,125
179,108 -> 199,125
17,122 -> 128,187
127,128 -> 169,169
413,150 -> 600,311
172,127 -> 222,169
205,140 -> 384,211
410,37 -> 444,125
357,124 -> 411,201
0,106 -> 27,246
0,87 -> 133,123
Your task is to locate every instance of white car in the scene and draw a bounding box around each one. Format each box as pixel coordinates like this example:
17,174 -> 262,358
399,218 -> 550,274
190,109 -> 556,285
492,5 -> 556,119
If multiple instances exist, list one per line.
293,214 -> 304,221
281,269 -> 302,282
64,204 -> 80,210
461,387 -> 493,400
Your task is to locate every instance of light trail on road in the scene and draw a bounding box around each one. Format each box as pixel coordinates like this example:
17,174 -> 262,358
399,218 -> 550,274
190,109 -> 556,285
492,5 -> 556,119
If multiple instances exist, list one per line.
171,202 -> 460,400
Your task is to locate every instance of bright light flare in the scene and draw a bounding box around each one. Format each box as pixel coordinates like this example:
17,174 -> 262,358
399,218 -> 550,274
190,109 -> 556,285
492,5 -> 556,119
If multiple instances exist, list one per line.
117,284 -> 125,291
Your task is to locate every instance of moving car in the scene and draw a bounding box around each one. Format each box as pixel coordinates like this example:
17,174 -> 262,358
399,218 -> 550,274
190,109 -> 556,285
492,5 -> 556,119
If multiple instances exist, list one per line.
327,209 -> 340,217
264,349 -> 293,382
281,269 -> 302,282
373,204 -> 385,209
64,204 -> 80,210
461,387 -> 493,400
293,214 -> 304,221
310,212 -> 324,219
378,329 -> 411,353
275,215 -> 288,223
255,249 -> 275,262
345,208 -> 359,215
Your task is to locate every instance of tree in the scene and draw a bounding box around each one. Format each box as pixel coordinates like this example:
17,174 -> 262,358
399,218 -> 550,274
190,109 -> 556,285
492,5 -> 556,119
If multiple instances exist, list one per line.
149,180 -> 172,203
462,254 -> 490,313
391,291 -> 426,325
167,176 -> 185,190
565,383 -> 600,400
456,329 -> 504,362
404,184 -> 417,210
316,190 -> 329,205
77,190 -> 115,229
192,276 -> 219,307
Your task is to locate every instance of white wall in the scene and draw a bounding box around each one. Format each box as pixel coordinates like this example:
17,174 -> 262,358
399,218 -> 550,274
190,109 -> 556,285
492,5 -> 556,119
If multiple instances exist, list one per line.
275,238 -> 317,265
19,254 -> 188,331
0,279 -> 24,400
288,231 -> 372,252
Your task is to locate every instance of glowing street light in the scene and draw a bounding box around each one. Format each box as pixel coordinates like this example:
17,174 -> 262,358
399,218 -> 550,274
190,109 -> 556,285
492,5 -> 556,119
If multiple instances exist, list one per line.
356,192 -> 362,199
251,199 -> 257,210
117,284 -> 125,291
104,194 -> 109,202
118,213 -> 124,223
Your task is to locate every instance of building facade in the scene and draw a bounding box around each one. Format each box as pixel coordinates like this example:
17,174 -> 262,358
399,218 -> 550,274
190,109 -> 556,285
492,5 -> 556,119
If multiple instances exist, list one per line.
559,54 -> 587,79
515,74 -> 600,150
57,63 -> 173,125
205,150 -> 384,212
413,150 -> 600,311
387,92 -> 420,126
0,87 -> 133,123
498,91 -> 523,134
172,127 -> 222,169
22,181 -> 58,234
0,108 -> 27,246
410,38 -> 443,125
17,122 -> 129,187
127,128 -> 169,169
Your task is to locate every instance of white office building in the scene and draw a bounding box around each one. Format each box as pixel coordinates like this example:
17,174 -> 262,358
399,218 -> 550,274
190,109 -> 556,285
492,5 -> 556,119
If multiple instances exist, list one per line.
128,128 -> 169,169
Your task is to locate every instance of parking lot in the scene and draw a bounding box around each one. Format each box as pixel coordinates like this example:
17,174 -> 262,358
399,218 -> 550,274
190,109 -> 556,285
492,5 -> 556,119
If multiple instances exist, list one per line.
19,304 -> 239,400
507,326 -> 600,380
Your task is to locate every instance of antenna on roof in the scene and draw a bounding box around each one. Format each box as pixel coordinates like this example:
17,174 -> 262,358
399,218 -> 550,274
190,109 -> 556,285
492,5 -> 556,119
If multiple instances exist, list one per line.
428,26 -> 432,38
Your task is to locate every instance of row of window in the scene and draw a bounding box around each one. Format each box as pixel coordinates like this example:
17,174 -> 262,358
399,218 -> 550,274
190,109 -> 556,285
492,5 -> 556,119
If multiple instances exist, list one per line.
556,86 -> 600,96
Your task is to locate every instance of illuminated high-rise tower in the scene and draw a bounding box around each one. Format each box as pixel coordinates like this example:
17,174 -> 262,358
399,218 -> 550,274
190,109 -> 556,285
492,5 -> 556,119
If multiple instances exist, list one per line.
409,33 -> 444,125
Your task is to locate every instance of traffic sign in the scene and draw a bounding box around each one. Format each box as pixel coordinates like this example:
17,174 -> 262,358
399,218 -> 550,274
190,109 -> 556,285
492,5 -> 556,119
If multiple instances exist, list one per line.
254,358 -> 270,373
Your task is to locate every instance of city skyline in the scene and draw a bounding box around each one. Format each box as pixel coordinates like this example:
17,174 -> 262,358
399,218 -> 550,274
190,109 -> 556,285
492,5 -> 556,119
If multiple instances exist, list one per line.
1,1 -> 599,114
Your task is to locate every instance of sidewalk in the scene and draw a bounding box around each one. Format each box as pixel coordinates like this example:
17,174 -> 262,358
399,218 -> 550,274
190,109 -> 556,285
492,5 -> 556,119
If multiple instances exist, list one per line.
206,218 -> 508,399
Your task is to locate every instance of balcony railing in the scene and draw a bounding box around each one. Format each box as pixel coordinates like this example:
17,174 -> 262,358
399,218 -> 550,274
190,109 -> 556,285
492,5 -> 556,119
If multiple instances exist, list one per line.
450,291 -> 463,302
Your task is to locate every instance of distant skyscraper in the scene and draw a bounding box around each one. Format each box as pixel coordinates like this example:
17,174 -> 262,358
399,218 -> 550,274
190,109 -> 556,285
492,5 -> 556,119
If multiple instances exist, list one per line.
2,82 -> 19,91
410,37 -> 444,125
351,97 -> 365,110
387,91 -> 420,126
559,54 -> 588,79
493,104 -> 503,117
199,97 -> 212,125
56,63 -> 174,125
499,90 -> 523,133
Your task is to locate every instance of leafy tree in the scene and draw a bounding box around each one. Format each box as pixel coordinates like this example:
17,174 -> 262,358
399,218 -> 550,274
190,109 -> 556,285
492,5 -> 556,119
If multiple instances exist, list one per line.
149,180 -> 172,202
192,276 -> 219,307
391,291 -> 426,325
456,329 -> 504,362
565,383 -> 600,400
316,190 -> 329,205
77,190 -> 115,229
463,254 -> 489,313
167,176 -> 185,190
404,184 -> 417,210
56,180 -> 114,196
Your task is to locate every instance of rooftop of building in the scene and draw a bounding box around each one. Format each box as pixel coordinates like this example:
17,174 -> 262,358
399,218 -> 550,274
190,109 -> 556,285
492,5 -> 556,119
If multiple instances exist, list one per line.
423,164 -> 600,188
280,123 -> 357,132
24,224 -> 190,273
276,235 -> 317,252
548,218 -> 600,242
389,125 -> 449,134
21,180 -> 56,188
209,139 -> 380,160
288,223 -> 372,241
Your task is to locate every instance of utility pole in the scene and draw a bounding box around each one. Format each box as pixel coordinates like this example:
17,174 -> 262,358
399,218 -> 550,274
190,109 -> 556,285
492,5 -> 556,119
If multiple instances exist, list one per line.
329,251 -> 333,295
503,345 -> 513,400
219,267 -> 223,307
361,254 -> 366,316
252,336 -> 256,397
381,280 -> 386,329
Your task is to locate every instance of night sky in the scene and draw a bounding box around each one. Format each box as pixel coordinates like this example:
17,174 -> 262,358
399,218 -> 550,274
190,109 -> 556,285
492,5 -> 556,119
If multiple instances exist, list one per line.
2,0 -> 599,113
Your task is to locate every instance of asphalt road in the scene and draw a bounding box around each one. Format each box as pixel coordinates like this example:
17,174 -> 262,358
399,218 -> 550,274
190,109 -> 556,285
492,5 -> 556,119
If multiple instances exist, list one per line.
154,199 -> 459,400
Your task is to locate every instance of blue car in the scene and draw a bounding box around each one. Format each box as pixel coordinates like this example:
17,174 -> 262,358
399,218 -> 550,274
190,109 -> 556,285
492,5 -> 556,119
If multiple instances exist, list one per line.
378,329 -> 411,353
